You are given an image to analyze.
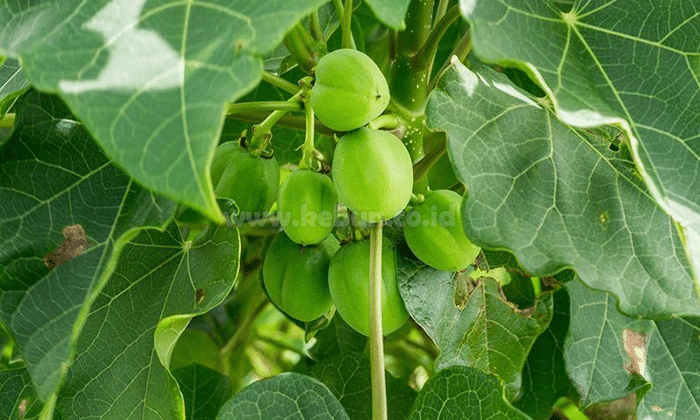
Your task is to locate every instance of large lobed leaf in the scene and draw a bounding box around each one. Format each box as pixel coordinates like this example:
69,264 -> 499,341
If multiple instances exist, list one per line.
460,0 -> 700,277
307,351 -> 416,420
426,61 -> 700,319
397,255 -> 552,399
216,373 -> 350,420
407,366 -> 531,420
0,0 -> 329,221
173,364 -> 233,420
0,91 -> 176,401
56,222 -> 240,419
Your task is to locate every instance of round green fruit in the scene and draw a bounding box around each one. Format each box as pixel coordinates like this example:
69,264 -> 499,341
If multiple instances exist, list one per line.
328,239 -> 408,336
277,170 -> 338,245
332,128 -> 413,223
404,189 -> 481,272
210,142 -> 279,221
263,232 -> 339,322
310,49 -> 390,131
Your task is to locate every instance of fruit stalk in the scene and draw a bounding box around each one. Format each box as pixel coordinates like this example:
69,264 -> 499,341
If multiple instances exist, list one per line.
299,92 -> 318,170
261,72 -> 300,94
369,222 -> 387,420
341,0 -> 356,49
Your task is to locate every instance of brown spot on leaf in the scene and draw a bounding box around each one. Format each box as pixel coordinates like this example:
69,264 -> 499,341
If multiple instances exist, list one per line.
195,288 -> 205,304
44,224 -> 88,269
623,328 -> 649,376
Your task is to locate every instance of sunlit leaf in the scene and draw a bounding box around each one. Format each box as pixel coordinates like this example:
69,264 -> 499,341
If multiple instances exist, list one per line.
427,61 -> 700,318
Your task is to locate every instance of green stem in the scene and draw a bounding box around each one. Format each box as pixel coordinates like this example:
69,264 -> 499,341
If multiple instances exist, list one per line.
296,22 -> 317,51
261,72 -> 300,95
369,222 -> 387,420
397,0 -> 434,55
227,101 -> 301,114
247,91 -> 304,153
367,114 -> 401,130
414,5 -> 461,69
430,29 -> 471,89
299,97 -> 317,170
284,25 -> 317,73
341,0 -> 356,49
412,135 -> 446,181
310,10 -> 326,42
0,113 -> 15,129
226,112 -> 335,137
434,0 -> 451,23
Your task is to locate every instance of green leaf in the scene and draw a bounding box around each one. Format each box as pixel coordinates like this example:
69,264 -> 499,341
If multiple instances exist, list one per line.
364,0 -> 411,29
56,223 -> 240,418
515,289 -> 575,420
407,365 -> 531,420
461,0 -> 700,278
216,373 -> 350,420
0,366 -> 43,420
638,317 -> 700,419
173,364 -> 232,420
170,330 -> 221,372
0,0 -> 329,221
397,255 -> 552,400
0,91 -> 176,401
307,351 -> 417,420
0,57 -> 28,116
427,61 -> 700,319
564,280 -> 651,407
308,315 -> 367,362
564,280 -> 700,418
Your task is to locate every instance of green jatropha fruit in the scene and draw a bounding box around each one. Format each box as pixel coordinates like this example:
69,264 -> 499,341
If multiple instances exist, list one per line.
332,128 -> 413,223
404,189 -> 481,271
310,49 -> 390,131
263,232 -> 339,322
210,142 -> 279,222
328,239 -> 408,336
277,169 -> 338,245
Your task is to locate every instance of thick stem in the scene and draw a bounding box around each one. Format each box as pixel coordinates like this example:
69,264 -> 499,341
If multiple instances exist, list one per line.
397,0 -> 434,55
341,0 -> 356,49
261,72 -> 300,95
369,222 -> 387,420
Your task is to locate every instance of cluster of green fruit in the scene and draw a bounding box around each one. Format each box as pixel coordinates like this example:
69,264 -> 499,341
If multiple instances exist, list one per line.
209,49 -> 480,336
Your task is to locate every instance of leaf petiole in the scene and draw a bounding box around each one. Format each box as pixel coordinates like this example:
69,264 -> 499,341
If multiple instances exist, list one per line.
369,222 -> 387,420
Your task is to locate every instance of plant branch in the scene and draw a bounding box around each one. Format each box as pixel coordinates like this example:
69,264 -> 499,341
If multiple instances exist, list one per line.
414,5 -> 461,69
434,0 -> 451,23
227,101 -> 301,114
226,112 -> 336,137
310,11 -> 326,42
397,0 -> 435,55
412,134 -> 446,181
247,90 -> 304,153
261,72 -> 300,95
341,0 -> 356,49
369,222 -> 387,420
430,29 -> 471,89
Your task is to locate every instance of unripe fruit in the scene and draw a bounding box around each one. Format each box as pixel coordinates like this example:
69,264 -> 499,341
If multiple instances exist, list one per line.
277,170 -> 338,245
332,128 -> 413,223
404,189 -> 480,271
310,49 -> 390,131
263,232 -> 339,322
328,239 -> 408,336
210,142 -> 279,221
